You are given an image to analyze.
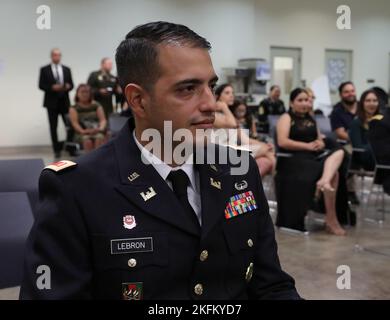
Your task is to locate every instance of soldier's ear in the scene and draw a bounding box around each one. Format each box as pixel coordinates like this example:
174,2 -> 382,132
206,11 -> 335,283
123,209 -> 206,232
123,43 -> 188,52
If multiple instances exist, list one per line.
125,84 -> 146,118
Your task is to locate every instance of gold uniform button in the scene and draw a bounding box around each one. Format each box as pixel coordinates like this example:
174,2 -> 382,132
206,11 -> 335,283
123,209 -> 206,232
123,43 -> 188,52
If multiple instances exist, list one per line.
246,262 -> 254,282
194,283 -> 203,296
128,258 -> 137,268
247,239 -> 254,248
200,250 -> 209,262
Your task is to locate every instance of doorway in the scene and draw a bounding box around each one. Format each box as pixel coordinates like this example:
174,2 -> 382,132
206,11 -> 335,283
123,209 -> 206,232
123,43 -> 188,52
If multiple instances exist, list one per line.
270,46 -> 302,104
325,49 -> 353,105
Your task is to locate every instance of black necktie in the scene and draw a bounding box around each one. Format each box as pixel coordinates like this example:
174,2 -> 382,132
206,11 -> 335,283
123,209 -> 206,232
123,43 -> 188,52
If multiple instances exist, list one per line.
167,170 -> 200,230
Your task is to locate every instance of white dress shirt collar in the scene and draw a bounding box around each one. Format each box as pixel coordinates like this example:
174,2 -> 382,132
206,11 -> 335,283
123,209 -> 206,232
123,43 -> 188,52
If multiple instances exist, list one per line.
132,130 -> 196,189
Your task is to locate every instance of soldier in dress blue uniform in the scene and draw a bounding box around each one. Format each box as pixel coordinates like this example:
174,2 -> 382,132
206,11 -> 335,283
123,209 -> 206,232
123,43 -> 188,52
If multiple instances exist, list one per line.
20,21 -> 300,300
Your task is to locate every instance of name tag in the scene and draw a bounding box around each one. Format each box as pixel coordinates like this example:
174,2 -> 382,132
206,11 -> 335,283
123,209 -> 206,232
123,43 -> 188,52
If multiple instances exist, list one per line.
111,237 -> 153,255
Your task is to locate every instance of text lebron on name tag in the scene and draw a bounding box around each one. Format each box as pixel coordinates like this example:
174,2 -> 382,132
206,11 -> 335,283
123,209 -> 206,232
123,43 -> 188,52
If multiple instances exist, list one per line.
110,237 -> 153,255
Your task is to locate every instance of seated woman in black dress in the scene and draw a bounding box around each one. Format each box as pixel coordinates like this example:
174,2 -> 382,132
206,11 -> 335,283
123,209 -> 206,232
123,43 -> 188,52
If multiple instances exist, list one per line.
349,89 -> 379,171
275,88 -> 346,235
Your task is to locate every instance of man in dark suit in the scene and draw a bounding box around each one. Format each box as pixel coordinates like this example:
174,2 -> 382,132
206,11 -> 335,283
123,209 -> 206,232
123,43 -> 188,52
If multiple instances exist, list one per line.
21,22 -> 300,300
39,48 -> 74,158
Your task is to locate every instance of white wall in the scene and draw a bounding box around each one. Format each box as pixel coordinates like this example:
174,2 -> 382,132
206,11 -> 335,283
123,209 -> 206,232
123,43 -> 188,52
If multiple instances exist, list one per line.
254,0 -> 390,96
0,0 -> 256,147
1,0 -> 390,147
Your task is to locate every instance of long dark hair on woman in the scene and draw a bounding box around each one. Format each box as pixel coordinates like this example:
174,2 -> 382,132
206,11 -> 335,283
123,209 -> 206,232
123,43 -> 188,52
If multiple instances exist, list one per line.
230,99 -> 253,129
214,83 -> 232,101
357,89 -> 380,123
289,87 -> 307,103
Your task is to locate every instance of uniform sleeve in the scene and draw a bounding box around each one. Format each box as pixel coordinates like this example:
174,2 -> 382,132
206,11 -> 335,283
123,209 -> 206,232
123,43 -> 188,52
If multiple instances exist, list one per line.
87,72 -> 100,99
247,156 -> 301,300
20,170 -> 93,300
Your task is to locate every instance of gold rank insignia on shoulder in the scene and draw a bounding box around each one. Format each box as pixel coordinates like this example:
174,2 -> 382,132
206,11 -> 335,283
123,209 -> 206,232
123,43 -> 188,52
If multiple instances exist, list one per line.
140,187 -> 157,201
371,114 -> 384,121
128,172 -> 140,182
210,177 -> 221,189
44,160 -> 77,172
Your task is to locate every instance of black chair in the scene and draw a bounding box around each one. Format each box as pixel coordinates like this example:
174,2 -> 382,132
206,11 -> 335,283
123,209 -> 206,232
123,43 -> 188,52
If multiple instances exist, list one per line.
0,158 -> 44,218
347,148 -> 375,203
361,162 -> 390,224
63,114 -> 81,156
0,192 -> 34,289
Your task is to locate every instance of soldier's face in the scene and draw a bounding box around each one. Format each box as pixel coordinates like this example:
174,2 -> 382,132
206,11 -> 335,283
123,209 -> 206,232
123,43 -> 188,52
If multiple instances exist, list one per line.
143,45 -> 218,142
271,87 -> 281,100
102,59 -> 113,72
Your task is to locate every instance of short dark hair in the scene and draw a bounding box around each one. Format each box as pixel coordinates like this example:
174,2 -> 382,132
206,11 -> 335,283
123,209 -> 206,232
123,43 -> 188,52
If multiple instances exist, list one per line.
270,85 -> 280,92
115,21 -> 211,93
338,81 -> 354,95
101,57 -> 111,65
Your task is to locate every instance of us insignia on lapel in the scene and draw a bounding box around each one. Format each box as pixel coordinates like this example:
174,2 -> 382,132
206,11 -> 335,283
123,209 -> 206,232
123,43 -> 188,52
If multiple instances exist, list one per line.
225,191 -> 258,219
128,172 -> 140,182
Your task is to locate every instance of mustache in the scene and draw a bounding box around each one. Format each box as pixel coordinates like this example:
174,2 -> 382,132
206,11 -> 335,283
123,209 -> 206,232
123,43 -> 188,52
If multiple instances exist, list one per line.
191,114 -> 215,125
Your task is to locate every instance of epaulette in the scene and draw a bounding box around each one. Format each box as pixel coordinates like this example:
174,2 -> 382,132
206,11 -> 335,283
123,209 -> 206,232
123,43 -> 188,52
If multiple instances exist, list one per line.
44,160 -> 77,172
370,114 -> 384,121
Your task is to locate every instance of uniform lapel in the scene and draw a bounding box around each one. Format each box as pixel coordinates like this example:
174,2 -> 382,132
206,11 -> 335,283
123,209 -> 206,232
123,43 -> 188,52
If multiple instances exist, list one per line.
113,119 -> 200,237
196,154 -> 233,240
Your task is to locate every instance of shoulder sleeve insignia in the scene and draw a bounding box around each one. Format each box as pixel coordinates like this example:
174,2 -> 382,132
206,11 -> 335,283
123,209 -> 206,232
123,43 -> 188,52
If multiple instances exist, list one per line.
370,114 -> 384,121
44,160 -> 77,172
